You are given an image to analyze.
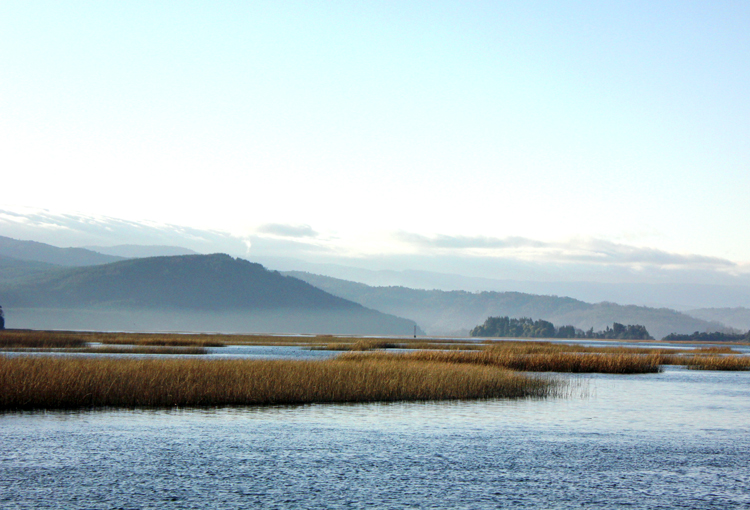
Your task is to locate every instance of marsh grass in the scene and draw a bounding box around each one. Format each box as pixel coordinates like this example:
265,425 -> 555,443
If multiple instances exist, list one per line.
661,354 -> 750,371
313,340 -> 483,351
481,340 -> 738,355
3,331 -> 745,373
0,355 -> 557,411
313,339 -> 400,351
692,346 -> 738,354
0,330 -> 87,348
75,346 -> 208,355
1,330 -> 481,352
93,333 -> 226,347
343,350 -> 664,374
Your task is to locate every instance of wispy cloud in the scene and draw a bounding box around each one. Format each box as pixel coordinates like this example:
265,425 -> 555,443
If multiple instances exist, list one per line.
568,238 -> 734,267
0,207 -> 248,254
393,232 -> 736,269
393,232 -> 546,249
0,207 -> 743,283
256,223 -> 318,238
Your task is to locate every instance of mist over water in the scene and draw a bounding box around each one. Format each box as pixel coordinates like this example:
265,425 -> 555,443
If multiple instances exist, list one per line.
2,367 -> 748,509
5,308 -> 420,337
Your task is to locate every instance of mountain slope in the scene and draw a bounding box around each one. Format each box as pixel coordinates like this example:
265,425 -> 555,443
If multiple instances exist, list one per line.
0,255 -> 61,285
1,254 -> 360,310
687,308 -> 750,331
0,235 -> 124,266
0,254 -> 419,335
260,258 -> 750,309
285,271 -> 723,339
83,244 -> 199,258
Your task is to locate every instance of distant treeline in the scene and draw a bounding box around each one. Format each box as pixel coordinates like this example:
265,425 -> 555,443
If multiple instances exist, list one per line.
662,330 -> 750,342
470,316 -> 653,340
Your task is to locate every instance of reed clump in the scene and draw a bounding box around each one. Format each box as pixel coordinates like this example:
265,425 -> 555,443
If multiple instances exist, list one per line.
313,339 -> 399,351
343,350 -> 664,374
481,340 -> 730,356
661,354 -> 750,371
406,342 -> 483,350
0,355 -> 557,411
94,333 -> 225,347
692,346 -> 738,354
0,330 -> 481,350
0,330 -> 87,348
311,339 -> 481,351
75,346 -> 208,355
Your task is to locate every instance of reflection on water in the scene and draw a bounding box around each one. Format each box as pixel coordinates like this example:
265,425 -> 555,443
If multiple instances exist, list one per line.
206,344 -> 337,360
1,367 -> 749,509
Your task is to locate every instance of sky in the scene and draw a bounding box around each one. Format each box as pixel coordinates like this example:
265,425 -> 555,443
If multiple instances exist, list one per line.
2,1 -> 749,279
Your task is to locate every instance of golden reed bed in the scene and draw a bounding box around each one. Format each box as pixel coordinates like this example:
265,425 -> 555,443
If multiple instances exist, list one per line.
342,350 -> 664,374
0,330 -> 88,348
2,330 -> 748,412
0,355 -> 557,411
661,354 -> 750,371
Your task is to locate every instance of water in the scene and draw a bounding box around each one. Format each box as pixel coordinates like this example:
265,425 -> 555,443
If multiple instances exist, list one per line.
1,367 -> 748,509
5,338 -> 749,361
0,344 -> 338,361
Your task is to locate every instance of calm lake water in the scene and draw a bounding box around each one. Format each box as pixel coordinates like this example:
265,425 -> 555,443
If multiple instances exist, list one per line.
1,366 -> 749,509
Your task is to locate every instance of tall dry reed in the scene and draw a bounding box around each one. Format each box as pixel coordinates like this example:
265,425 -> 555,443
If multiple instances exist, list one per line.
94,333 -> 225,347
343,350 -> 664,374
661,354 -> 750,371
78,346 -> 208,355
0,330 -> 87,348
482,340 -> 736,355
0,355 -> 557,411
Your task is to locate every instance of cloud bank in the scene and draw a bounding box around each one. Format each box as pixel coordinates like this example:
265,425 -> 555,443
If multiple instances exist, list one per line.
392,232 -> 736,270
0,207 -> 746,286
256,223 -> 318,238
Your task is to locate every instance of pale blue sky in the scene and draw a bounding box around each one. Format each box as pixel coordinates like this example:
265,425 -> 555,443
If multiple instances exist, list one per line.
2,1 -> 749,267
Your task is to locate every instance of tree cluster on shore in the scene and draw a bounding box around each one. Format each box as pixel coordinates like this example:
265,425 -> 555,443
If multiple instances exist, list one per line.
470,316 -> 653,340
662,330 -> 750,342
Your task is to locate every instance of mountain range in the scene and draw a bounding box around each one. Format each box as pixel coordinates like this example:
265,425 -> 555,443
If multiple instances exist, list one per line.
0,234 -> 742,338
0,235 -> 123,266
285,271 -> 725,339
5,208 -> 750,312
0,239 -> 419,335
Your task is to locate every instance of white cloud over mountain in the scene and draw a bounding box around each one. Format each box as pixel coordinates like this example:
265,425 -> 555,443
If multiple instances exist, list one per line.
392,232 -> 736,271
1,207 -> 747,286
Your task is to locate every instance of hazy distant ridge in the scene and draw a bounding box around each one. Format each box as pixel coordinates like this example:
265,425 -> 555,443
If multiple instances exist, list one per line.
286,271 -> 724,339
0,235 -> 124,267
2,254 -> 364,311
0,254 -> 420,335
686,307 -> 750,331
83,245 -> 199,258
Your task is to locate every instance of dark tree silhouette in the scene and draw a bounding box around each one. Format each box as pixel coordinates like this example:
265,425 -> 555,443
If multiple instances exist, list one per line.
471,316 -> 652,340
663,330 -> 750,342
0,305 -> 4,330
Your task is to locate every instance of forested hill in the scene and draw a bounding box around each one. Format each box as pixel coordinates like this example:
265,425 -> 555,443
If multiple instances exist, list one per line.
1,254 -> 365,311
0,255 -> 60,285
0,254 -> 420,335
285,271 -> 723,339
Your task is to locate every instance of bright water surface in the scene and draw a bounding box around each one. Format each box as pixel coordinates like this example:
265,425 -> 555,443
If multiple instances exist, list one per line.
1,365 -> 749,509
